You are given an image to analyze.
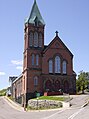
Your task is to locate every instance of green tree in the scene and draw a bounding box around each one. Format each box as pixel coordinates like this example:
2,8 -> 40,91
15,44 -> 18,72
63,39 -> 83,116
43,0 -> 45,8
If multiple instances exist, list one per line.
0,88 -> 7,96
76,71 -> 89,94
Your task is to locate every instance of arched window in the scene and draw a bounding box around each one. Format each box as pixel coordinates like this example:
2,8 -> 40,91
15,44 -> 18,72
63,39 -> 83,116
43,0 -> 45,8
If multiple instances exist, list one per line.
36,54 -> 39,66
34,76 -> 38,86
49,60 -> 53,73
62,61 -> 67,74
55,80 -> 60,91
34,32 -> 38,47
24,76 -> 25,90
32,54 -> 35,66
39,33 -> 42,47
55,56 -> 61,73
45,80 -> 52,90
29,32 -> 33,46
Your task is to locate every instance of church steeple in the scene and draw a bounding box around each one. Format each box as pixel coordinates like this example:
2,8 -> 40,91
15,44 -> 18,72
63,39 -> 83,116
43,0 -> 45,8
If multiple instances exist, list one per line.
25,0 -> 45,26
24,0 -> 45,50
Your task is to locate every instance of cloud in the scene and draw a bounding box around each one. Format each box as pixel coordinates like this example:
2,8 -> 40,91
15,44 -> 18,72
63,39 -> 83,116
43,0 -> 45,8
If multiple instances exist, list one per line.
10,60 -> 23,72
11,60 -> 23,65
16,66 -> 23,71
0,72 -> 6,76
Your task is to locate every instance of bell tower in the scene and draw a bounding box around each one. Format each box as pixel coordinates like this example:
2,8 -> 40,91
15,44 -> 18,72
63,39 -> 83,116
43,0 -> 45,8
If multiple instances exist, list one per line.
22,0 -> 45,105
24,0 -> 45,51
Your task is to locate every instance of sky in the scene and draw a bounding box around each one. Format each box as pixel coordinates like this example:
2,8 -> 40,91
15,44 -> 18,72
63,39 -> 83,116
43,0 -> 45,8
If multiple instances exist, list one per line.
0,0 -> 89,90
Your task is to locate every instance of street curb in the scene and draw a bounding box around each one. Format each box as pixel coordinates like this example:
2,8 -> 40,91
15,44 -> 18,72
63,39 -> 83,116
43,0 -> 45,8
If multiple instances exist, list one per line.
4,96 -> 24,111
81,101 -> 89,108
4,96 -> 69,112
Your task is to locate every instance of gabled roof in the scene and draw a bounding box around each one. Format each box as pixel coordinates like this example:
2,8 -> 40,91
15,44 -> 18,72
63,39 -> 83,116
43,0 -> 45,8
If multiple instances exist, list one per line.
25,0 -> 45,25
12,74 -> 23,84
43,35 -> 73,57
44,45 -> 48,50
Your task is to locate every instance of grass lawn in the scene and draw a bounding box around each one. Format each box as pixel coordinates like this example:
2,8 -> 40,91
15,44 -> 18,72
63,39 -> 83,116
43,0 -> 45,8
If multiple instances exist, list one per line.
28,96 -> 65,110
34,96 -> 66,101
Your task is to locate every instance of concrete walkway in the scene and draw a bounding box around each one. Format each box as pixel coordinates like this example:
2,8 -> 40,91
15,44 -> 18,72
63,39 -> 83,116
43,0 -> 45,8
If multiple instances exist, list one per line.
4,96 -> 24,111
4,93 -> 89,112
70,94 -> 89,108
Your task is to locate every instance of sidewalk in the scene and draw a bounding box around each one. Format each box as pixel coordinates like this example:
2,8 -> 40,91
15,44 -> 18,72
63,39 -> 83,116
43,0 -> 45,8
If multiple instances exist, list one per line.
4,94 -> 89,112
4,96 -> 24,111
70,94 -> 89,108
4,96 -> 69,112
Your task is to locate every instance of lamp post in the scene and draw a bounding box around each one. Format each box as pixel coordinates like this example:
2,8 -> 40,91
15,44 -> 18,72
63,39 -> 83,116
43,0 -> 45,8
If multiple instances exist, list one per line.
37,97 -> 39,110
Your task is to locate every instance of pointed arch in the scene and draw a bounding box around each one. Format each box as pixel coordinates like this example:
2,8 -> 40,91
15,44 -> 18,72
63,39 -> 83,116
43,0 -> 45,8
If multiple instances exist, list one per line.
39,33 -> 42,47
36,54 -> 39,66
49,60 -> 53,73
45,80 -> 52,91
34,76 -> 38,86
55,80 -> 60,91
34,32 -> 38,47
62,61 -> 67,74
55,56 -> 61,73
29,32 -> 33,46
32,54 -> 35,66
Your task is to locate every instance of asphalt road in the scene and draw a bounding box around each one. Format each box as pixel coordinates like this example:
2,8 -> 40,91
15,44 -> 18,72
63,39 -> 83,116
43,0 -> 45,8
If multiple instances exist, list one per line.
0,95 -> 89,119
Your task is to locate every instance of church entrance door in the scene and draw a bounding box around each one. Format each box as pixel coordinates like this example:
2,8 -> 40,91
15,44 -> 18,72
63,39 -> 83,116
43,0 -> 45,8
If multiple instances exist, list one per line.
45,80 -> 52,91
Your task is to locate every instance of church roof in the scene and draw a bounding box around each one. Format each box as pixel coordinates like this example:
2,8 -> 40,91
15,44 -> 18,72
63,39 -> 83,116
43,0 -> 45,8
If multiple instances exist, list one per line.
43,33 -> 73,58
44,45 -> 48,50
25,0 -> 45,25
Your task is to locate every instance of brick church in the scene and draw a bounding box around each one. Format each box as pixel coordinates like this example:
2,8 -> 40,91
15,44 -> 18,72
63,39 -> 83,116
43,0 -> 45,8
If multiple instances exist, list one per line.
11,0 -> 76,106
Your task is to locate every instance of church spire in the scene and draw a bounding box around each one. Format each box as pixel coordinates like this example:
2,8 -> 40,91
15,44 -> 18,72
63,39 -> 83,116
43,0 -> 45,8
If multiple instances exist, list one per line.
25,0 -> 45,25
34,0 -> 36,3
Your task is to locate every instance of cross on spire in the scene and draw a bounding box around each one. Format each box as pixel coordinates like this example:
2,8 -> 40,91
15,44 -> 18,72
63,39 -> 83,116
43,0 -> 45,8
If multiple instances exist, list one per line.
55,31 -> 59,37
